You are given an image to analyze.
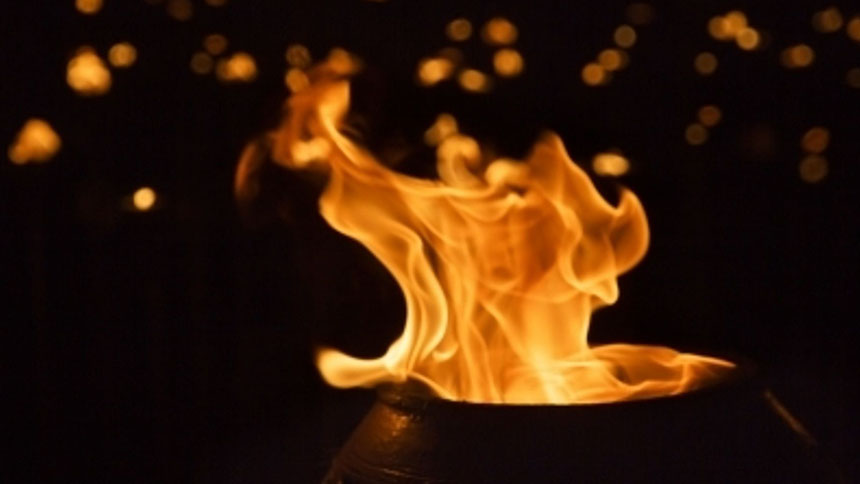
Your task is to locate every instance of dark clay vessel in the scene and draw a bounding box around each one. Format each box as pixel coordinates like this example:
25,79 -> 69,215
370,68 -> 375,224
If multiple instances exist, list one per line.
323,360 -> 843,483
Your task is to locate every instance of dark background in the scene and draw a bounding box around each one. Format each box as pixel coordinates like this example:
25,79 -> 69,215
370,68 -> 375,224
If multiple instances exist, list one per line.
3,0 -> 858,482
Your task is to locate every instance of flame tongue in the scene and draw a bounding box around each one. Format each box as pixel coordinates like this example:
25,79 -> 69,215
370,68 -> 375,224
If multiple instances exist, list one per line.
238,57 -> 733,404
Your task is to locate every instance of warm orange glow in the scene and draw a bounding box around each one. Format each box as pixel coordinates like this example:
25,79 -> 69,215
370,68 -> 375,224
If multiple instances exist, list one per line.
685,123 -> 708,145
591,152 -> 630,177
133,187 -> 157,211
457,68 -> 491,93
581,63 -> 609,86
482,17 -> 518,46
847,68 -> 860,88
781,44 -> 815,69
598,49 -> 628,71
801,127 -> 830,154
237,58 -> 733,404
108,42 -> 137,68
446,18 -> 473,42
216,52 -> 258,83
190,52 -> 214,74
166,0 -> 193,21
75,0 -> 103,15
417,57 -> 454,86
286,44 -> 312,68
424,113 -> 459,147
625,3 -> 655,26
8,118 -> 61,165
67,48 -> 111,96
799,155 -> 828,183
694,52 -> 718,75
812,7 -> 843,33
493,49 -> 524,77
285,68 -> 310,93
203,34 -> 228,56
848,17 -> 860,42
697,105 -> 722,127
613,25 -> 637,48
735,27 -> 760,50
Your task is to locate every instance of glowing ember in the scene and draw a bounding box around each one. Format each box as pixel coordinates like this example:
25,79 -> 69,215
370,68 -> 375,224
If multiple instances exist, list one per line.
67,47 -> 111,96
238,56 -> 733,404
8,118 -> 61,165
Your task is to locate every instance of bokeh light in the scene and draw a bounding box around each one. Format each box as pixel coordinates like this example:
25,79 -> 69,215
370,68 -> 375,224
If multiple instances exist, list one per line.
613,25 -> 637,48
591,152 -> 630,176
846,16 -> 860,42
424,113 -> 459,146
685,123 -> 708,145
780,44 -> 815,69
133,187 -> 157,211
581,63 -> 609,86
417,57 -> 454,86
697,105 -> 722,127
67,47 -> 111,96
492,48 -> 524,77
801,127 -> 830,154
203,34 -> 228,56
285,68 -> 310,93
458,69 -> 491,93
598,48 -> 628,71
190,52 -> 214,74
286,44 -> 312,69
812,7 -> 843,33
75,0 -> 103,15
482,17 -> 518,45
216,52 -> 258,83
798,155 -> 828,183
446,18 -> 473,42
735,27 -> 760,50
8,118 -> 61,165
108,42 -> 137,68
694,52 -> 718,75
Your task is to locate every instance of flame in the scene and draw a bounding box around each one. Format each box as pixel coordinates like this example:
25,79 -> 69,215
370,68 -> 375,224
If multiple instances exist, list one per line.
238,56 -> 733,404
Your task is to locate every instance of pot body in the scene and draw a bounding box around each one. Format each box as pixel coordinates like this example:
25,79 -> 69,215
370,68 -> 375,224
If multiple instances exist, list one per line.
324,366 -> 842,483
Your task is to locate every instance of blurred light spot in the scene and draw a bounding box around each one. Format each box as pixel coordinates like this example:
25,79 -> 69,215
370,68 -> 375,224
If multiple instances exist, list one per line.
285,68 -> 309,93
697,105 -> 722,127
625,3 -> 655,25
798,155 -> 828,183
709,11 -> 749,41
190,52 -> 214,74
847,16 -> 860,42
417,57 -> 454,86
801,127 -> 830,154
458,69 -> 491,93
133,187 -> 157,211
286,44 -> 311,68
76,0 -> 103,14
613,25 -> 637,48
291,137 -> 331,166
598,48 -> 628,71
8,119 -> 61,165
592,152 -> 630,176
812,7 -> 843,33
216,52 -> 257,83
446,18 -> 473,42
780,44 -> 814,69
204,0 -> 228,5
166,0 -> 193,21
581,63 -> 609,86
493,48 -> 524,77
735,27 -> 760,50
424,113 -> 459,146
694,52 -> 718,75
685,123 -> 708,145
203,34 -> 228,55
327,48 -> 358,74
108,42 -> 137,68
708,16 -> 733,41
724,11 -> 748,34
482,17 -> 518,45
847,67 -> 860,88
67,48 -> 111,96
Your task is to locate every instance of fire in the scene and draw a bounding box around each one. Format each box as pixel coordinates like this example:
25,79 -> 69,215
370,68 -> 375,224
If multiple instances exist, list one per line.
237,54 -> 733,404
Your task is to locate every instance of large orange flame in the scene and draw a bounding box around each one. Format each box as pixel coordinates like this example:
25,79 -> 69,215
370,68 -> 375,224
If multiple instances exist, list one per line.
237,55 -> 733,404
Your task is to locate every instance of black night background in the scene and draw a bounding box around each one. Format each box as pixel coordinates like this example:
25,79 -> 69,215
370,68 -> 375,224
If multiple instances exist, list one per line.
3,0 -> 859,482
